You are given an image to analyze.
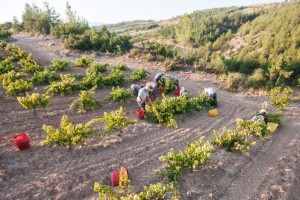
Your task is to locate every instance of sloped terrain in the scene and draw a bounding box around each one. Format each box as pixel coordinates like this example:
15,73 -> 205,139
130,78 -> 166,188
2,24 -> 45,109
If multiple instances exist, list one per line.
0,35 -> 299,200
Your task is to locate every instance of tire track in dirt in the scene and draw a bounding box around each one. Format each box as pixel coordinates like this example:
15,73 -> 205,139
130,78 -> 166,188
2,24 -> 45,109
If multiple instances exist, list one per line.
1,84 -> 254,199
220,114 -> 300,200
1,35 -> 283,200
1,100 -> 244,199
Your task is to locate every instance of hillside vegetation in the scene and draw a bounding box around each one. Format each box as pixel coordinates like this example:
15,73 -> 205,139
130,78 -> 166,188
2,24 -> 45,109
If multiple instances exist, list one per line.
129,2 -> 300,89
1,1 -> 299,90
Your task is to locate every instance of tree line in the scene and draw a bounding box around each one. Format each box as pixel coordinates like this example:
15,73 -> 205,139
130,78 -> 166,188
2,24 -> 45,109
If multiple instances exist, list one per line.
0,2 -> 132,54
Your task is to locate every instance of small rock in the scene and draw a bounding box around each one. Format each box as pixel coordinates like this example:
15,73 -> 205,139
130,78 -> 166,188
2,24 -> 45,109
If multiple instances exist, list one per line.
33,193 -> 41,198
270,185 -> 285,195
260,193 -> 271,200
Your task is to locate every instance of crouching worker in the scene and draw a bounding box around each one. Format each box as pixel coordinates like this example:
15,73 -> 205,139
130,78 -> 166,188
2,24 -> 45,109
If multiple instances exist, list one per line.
180,87 -> 189,96
131,84 -> 143,96
146,82 -> 158,99
137,86 -> 149,110
154,72 -> 165,85
204,88 -> 218,107
252,109 -> 268,124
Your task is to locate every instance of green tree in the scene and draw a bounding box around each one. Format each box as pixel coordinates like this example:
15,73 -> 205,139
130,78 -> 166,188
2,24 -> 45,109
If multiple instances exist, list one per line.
269,56 -> 293,85
269,86 -> 293,111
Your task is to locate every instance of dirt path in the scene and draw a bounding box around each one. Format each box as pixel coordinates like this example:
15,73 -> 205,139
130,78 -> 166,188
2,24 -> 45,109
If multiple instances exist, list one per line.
0,35 -> 299,200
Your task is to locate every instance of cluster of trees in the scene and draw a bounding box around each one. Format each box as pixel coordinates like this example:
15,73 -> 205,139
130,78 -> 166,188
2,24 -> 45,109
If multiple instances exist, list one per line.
6,2 -> 132,53
64,27 -> 132,53
158,7 -> 259,48
145,2 -> 299,89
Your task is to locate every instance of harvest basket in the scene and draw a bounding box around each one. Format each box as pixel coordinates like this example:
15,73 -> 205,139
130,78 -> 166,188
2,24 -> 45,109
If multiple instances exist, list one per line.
208,109 -> 218,117
12,134 -> 30,151
111,168 -> 129,186
136,109 -> 145,120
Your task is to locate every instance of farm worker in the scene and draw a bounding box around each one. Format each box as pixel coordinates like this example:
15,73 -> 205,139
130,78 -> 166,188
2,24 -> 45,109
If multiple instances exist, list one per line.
131,84 -> 143,96
204,87 -> 218,107
154,72 -> 165,84
146,82 -> 158,99
252,109 -> 268,124
161,74 -> 180,89
137,85 -> 149,110
180,87 -> 189,96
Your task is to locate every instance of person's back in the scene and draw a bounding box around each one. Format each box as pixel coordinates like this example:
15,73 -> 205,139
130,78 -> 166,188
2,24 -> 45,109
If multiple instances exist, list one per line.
131,84 -> 141,96
136,87 -> 149,110
204,88 -> 216,96
252,109 -> 268,124
251,114 -> 264,122
154,72 -> 165,84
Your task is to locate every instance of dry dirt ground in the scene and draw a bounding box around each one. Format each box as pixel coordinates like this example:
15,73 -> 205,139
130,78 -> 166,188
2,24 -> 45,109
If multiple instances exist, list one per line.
0,35 -> 299,200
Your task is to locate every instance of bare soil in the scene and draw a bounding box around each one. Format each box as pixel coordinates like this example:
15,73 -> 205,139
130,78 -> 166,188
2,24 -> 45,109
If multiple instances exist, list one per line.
0,35 -> 299,200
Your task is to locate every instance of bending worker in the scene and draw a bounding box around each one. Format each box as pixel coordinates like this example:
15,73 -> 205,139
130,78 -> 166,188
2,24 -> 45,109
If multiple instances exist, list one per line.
252,109 -> 268,124
137,85 -> 149,110
154,72 -> 165,85
204,87 -> 218,107
131,84 -> 142,96
146,82 -> 158,99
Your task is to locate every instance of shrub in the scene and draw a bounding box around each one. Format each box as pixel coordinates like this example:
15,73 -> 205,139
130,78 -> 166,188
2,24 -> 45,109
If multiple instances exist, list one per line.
103,69 -> 125,86
265,112 -> 284,126
164,59 -> 177,71
18,54 -> 42,73
75,55 -> 94,67
0,61 -> 19,75
0,30 -> 12,39
0,70 -> 27,84
129,68 -> 148,81
236,118 -> 270,138
159,136 -> 213,181
94,182 -> 175,200
46,74 -> 79,96
225,72 -> 246,92
41,115 -> 96,150
64,34 -> 93,50
50,59 -> 70,71
5,45 -> 27,61
269,86 -> 293,111
0,40 -> 7,48
0,53 -> 4,61
86,62 -> 107,74
128,48 -> 140,57
146,93 -> 211,127
80,72 -> 104,90
17,93 -> 51,116
158,76 -> 177,93
70,87 -> 101,113
112,63 -> 129,72
141,53 -> 155,61
3,79 -> 32,96
31,68 -> 59,85
93,107 -> 135,132
108,87 -> 132,103
213,128 -> 255,155
247,68 -> 266,89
